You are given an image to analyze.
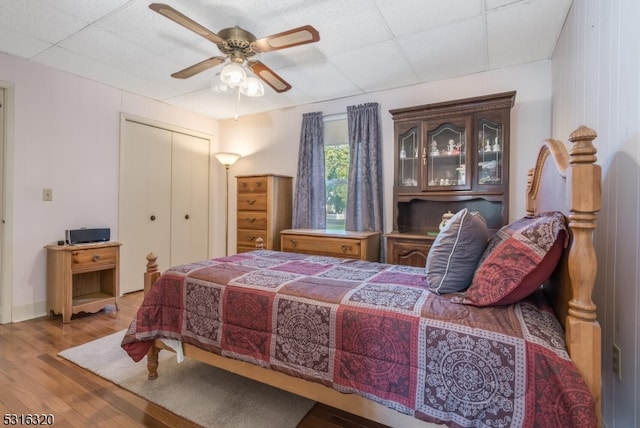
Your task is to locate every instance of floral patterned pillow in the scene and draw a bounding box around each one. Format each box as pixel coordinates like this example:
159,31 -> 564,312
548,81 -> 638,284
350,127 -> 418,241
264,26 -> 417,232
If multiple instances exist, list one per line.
455,211 -> 568,306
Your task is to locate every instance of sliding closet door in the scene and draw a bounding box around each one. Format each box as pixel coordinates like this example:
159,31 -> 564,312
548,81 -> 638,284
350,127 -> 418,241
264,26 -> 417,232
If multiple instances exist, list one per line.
119,121 -> 172,294
170,132 -> 209,266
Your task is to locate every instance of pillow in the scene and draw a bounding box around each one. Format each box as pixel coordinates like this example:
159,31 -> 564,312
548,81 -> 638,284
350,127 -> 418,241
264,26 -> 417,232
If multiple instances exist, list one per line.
457,211 -> 568,306
425,209 -> 488,294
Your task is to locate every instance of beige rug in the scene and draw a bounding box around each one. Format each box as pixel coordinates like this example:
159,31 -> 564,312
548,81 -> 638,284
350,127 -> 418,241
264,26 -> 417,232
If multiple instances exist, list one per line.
59,330 -> 315,428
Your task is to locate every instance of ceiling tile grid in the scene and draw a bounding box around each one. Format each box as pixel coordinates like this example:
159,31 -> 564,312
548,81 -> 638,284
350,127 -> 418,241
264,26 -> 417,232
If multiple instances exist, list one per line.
0,0 -> 573,119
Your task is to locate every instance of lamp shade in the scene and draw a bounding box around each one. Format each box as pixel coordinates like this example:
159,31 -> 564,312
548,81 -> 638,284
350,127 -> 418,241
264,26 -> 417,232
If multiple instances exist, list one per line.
214,152 -> 241,166
219,63 -> 247,87
240,76 -> 265,97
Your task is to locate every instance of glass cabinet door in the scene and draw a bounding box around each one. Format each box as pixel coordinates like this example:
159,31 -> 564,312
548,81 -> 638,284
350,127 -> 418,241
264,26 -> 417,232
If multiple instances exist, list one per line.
477,118 -> 504,185
398,125 -> 419,188
425,121 -> 470,190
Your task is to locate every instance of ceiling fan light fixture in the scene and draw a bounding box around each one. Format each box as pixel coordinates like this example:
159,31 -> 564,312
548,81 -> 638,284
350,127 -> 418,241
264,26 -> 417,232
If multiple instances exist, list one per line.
220,63 -> 247,87
240,76 -> 265,97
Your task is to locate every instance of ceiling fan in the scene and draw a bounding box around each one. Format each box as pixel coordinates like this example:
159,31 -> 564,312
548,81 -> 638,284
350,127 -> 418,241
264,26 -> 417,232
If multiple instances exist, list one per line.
149,3 -> 320,93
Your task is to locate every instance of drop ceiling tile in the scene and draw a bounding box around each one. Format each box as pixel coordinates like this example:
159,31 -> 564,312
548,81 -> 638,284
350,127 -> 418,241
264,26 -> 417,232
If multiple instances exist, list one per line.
374,0 -> 484,36
279,59 -> 362,101
399,16 -> 488,82
38,0 -> 130,23
0,0 -> 87,44
329,40 -> 419,92
0,28 -> 52,58
56,26 -> 153,75
486,0 -> 572,68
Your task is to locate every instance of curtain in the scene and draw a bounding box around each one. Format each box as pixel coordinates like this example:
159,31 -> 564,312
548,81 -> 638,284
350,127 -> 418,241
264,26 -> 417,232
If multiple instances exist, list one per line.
292,111 -> 326,229
346,103 -> 383,235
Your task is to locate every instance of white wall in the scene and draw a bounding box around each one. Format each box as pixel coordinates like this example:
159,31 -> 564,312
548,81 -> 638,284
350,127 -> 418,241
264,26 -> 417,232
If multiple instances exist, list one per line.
0,52 -> 220,322
551,1 -> 639,427
219,61 -> 553,253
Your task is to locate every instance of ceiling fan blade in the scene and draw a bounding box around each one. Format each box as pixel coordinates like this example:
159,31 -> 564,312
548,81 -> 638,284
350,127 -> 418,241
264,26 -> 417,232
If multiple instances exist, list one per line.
248,61 -> 292,93
150,3 -> 225,45
252,25 -> 320,53
171,56 -> 226,79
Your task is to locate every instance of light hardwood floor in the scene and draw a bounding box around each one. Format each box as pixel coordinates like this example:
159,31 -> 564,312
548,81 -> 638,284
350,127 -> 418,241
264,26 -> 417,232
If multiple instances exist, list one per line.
0,292 -> 385,428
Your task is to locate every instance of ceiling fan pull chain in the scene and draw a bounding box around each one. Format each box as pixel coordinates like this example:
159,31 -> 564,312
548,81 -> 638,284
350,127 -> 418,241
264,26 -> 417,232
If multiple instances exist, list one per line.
235,87 -> 241,121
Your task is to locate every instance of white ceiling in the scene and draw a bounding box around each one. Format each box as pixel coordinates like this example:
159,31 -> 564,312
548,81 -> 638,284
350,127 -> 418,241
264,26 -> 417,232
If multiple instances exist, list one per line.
0,0 -> 572,120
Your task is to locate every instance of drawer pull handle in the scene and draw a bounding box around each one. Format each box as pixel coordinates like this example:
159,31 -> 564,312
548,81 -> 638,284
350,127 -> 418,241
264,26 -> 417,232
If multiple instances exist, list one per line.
92,255 -> 101,262
341,245 -> 350,253
248,217 -> 256,223
290,240 -> 297,248
248,236 -> 256,242
150,215 -> 156,221
185,214 -> 190,220
246,199 -> 256,205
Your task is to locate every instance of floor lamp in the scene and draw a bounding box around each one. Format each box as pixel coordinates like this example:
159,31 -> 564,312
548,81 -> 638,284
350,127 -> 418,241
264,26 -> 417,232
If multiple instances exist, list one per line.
214,152 -> 241,256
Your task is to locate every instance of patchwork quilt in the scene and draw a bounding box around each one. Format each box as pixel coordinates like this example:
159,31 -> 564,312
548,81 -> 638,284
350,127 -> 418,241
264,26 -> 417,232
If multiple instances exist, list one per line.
121,250 -> 596,427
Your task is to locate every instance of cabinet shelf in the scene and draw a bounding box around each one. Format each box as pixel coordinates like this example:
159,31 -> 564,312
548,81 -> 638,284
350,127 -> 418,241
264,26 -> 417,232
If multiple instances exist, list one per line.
387,92 -> 515,266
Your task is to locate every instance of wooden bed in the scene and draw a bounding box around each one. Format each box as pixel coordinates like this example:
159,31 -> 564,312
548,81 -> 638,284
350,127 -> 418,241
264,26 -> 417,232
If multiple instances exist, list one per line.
131,125 -> 601,427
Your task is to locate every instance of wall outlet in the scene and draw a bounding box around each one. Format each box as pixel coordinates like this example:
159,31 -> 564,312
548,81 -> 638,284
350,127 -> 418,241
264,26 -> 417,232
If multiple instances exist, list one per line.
612,344 -> 622,381
42,188 -> 53,201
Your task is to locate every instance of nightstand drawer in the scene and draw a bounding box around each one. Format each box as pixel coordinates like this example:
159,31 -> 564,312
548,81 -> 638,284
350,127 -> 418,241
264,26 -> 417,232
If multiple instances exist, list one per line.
71,247 -> 118,272
237,211 -> 267,230
238,176 -> 268,193
237,193 -> 267,211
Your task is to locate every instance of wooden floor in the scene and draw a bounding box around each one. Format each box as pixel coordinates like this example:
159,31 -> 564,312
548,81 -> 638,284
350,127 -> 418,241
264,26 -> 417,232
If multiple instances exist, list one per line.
0,292 -> 387,428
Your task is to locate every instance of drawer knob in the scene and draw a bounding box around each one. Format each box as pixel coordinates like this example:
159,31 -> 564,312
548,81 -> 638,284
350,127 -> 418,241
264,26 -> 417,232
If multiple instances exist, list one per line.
150,215 -> 156,221
185,214 -> 190,220
341,245 -> 350,253
290,239 -> 297,248
92,255 -> 101,262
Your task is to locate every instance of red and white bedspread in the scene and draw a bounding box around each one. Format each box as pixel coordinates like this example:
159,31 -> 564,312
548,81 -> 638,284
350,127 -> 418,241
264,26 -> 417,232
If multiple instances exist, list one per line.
121,250 -> 596,428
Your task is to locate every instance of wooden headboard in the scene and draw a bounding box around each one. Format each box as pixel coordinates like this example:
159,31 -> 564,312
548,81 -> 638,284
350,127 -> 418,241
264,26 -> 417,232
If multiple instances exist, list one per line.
526,125 -> 602,420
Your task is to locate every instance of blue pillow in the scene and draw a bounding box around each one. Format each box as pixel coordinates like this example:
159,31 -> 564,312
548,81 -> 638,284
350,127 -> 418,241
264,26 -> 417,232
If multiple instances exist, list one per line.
425,209 -> 488,294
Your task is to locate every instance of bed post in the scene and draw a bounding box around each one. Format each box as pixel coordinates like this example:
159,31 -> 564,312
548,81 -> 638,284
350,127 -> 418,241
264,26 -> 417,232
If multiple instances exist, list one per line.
565,126 -> 602,422
145,252 -> 161,380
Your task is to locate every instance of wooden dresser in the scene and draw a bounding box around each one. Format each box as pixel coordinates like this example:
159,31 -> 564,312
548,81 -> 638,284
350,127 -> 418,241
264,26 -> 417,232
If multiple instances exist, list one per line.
280,229 -> 380,262
236,174 -> 292,253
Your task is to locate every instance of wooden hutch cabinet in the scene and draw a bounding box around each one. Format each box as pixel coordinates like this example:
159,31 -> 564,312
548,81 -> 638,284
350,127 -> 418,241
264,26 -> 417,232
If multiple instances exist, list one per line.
386,91 -> 516,266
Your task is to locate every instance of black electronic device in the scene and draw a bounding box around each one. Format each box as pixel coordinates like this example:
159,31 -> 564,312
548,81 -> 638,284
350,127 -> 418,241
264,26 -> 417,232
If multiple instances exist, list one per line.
65,228 -> 110,245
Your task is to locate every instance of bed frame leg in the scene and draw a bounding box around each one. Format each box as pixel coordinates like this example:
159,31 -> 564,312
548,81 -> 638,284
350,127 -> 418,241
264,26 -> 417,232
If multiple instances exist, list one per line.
144,252 -> 162,380
147,343 -> 159,380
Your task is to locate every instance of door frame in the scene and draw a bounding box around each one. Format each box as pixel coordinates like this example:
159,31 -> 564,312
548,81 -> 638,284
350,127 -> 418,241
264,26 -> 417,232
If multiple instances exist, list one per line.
0,83 -> 15,324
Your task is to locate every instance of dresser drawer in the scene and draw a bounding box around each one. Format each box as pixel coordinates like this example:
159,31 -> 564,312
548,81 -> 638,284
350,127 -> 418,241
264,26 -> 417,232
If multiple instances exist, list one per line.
238,176 -> 268,193
237,229 -> 267,248
237,193 -> 267,211
237,211 -> 267,230
281,234 -> 362,259
70,246 -> 118,272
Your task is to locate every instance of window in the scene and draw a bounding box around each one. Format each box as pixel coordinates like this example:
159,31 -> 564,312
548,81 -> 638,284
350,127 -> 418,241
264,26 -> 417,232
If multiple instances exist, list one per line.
323,115 -> 349,230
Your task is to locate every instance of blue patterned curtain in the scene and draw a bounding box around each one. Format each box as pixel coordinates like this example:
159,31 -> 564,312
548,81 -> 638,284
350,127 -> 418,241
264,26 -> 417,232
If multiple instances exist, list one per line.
346,103 -> 383,238
292,111 -> 326,229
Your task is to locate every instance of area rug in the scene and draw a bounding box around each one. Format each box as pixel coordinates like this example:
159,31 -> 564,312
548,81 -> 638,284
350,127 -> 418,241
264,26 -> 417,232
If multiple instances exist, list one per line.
59,330 -> 315,428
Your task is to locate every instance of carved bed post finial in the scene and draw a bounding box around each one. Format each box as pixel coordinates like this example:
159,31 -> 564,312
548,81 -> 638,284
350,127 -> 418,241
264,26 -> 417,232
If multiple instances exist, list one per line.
255,237 -> 264,249
144,252 -> 160,296
566,125 -> 600,320
146,252 -> 158,273
565,125 -> 602,418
